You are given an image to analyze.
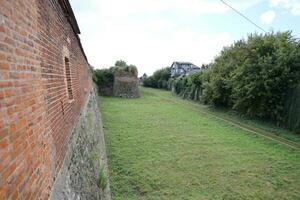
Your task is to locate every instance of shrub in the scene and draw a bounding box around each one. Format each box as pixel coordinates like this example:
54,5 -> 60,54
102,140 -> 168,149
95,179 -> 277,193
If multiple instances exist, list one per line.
143,67 -> 171,89
114,65 -> 138,77
93,68 -> 114,95
115,60 -> 127,67
229,32 -> 300,122
97,166 -> 108,190
170,31 -> 300,130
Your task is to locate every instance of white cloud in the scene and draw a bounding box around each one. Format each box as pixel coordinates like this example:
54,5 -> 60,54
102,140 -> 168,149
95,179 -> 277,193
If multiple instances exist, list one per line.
269,0 -> 285,6
269,0 -> 300,15
260,10 -> 276,24
70,0 -> 261,75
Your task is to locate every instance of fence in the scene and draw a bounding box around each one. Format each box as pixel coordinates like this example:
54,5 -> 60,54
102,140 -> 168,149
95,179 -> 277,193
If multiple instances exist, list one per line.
285,85 -> 300,133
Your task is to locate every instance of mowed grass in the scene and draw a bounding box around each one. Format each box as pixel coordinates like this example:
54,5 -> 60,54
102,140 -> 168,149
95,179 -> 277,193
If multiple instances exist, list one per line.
100,87 -> 300,200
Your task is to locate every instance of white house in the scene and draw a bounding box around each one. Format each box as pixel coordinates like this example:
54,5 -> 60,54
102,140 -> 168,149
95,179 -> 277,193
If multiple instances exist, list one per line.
170,62 -> 200,77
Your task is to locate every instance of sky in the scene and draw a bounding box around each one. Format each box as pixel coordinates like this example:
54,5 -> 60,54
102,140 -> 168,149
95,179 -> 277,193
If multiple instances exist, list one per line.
69,0 -> 300,76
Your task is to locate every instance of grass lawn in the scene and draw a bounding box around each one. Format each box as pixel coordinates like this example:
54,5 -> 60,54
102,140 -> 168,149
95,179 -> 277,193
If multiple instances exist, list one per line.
100,87 -> 300,200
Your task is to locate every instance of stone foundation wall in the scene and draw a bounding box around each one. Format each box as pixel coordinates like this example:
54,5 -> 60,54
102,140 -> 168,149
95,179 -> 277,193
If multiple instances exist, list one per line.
50,87 -> 111,200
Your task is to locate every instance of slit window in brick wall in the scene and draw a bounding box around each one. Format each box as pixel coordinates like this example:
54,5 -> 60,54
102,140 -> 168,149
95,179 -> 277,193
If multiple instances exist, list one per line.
65,57 -> 74,100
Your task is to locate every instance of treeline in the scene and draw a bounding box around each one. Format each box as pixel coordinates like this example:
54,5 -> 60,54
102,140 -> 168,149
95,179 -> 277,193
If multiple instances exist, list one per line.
143,67 -> 171,89
143,31 -> 300,132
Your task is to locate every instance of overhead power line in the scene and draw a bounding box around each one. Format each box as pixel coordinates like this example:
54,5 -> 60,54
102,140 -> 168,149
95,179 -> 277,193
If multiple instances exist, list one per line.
220,0 -> 267,33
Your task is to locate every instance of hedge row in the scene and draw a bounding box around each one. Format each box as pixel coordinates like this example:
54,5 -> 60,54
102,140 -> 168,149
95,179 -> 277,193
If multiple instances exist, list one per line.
144,31 -> 300,132
143,67 -> 171,90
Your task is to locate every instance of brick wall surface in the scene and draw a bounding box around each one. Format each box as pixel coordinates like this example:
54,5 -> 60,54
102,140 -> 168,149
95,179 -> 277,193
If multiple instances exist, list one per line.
0,0 -> 92,199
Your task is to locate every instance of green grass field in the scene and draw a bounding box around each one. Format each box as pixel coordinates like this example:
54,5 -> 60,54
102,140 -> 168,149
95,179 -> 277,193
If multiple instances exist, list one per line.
100,87 -> 300,200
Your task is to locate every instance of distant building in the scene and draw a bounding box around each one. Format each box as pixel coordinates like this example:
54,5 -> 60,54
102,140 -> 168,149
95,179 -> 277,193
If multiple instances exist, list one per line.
170,62 -> 200,77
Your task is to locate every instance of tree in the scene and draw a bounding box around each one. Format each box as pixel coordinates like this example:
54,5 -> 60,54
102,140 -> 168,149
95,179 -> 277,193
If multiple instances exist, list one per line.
115,60 -> 127,67
143,67 -> 171,89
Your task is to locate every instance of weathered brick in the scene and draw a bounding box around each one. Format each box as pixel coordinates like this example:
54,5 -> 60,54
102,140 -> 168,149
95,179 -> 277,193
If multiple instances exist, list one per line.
0,186 -> 7,199
4,37 -> 15,46
0,25 -> 5,33
4,89 -> 16,98
11,191 -> 19,200
0,128 -> 9,140
0,53 -> 6,61
0,0 -> 92,198
3,162 -> 17,180
7,106 -> 15,115
0,62 -> 9,69
0,91 -> 5,99
0,81 -> 13,87
0,150 -> 10,172
0,138 -> 9,149
5,97 -> 15,107
0,119 -> 4,129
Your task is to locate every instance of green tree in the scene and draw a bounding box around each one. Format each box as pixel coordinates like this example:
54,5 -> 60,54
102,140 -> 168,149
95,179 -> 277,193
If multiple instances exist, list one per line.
143,67 -> 171,89
115,60 -> 127,67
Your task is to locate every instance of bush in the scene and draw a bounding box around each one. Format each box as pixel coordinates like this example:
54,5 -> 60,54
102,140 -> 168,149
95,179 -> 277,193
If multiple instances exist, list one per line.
229,32 -> 300,122
143,67 -> 171,89
171,71 -> 205,101
115,60 -> 127,67
93,68 -> 114,86
93,68 -> 114,95
114,65 -> 138,77
170,31 -> 300,131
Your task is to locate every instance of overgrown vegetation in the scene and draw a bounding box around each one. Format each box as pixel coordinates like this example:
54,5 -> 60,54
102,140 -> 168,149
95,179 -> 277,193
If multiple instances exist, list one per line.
170,70 -> 207,101
143,67 -> 171,89
114,65 -> 138,77
92,60 -> 138,96
114,59 -> 138,76
93,68 -> 114,90
145,31 -> 300,132
89,144 -> 101,165
97,166 -> 108,191
204,32 -> 300,122
101,87 -> 300,199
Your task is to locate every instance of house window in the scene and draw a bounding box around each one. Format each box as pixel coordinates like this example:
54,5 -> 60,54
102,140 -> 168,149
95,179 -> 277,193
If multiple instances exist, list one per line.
64,57 -> 73,100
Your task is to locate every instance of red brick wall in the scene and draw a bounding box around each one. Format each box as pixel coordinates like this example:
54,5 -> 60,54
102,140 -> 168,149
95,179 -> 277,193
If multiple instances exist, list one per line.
0,0 -> 92,199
